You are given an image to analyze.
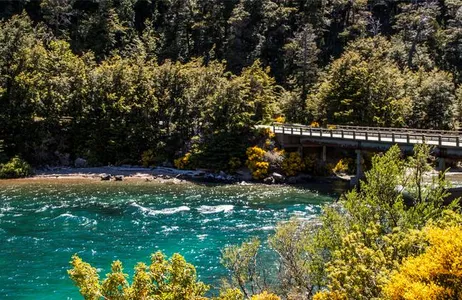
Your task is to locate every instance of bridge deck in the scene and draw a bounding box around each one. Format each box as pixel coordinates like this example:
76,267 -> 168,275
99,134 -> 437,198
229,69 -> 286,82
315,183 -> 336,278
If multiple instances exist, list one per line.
270,124 -> 462,148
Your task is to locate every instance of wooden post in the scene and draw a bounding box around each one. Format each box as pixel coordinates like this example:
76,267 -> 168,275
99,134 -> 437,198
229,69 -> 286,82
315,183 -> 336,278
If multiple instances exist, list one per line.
392,133 -> 395,143
439,135 -> 442,146
300,128 -> 302,136
322,146 -> 327,162
406,134 -> 410,144
365,131 -> 368,140
341,130 -> 344,139
353,131 -> 356,140
378,132 -> 381,141
457,136 -> 460,147
291,127 -> 294,135
309,127 -> 312,135
282,127 -> 285,135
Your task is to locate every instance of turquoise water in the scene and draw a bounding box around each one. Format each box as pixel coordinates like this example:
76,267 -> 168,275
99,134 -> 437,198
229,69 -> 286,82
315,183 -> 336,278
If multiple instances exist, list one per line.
0,180 -> 341,299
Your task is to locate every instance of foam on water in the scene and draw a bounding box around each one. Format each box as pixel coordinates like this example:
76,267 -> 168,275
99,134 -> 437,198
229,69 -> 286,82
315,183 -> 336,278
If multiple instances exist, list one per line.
197,205 -> 234,214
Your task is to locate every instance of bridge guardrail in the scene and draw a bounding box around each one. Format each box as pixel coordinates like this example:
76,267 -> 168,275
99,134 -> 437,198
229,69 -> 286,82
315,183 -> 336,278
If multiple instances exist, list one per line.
271,123 -> 462,148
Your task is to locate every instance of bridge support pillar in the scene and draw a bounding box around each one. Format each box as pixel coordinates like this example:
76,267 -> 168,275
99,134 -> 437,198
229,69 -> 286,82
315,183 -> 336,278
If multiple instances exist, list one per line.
298,145 -> 303,158
355,149 -> 364,181
322,146 -> 327,162
438,157 -> 446,172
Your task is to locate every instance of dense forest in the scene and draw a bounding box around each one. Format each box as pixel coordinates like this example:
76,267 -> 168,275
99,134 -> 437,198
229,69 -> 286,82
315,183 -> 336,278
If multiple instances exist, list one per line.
0,0 -> 461,168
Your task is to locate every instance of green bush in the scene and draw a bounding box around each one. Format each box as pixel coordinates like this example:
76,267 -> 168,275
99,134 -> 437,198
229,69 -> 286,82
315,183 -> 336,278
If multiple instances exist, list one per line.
0,156 -> 33,179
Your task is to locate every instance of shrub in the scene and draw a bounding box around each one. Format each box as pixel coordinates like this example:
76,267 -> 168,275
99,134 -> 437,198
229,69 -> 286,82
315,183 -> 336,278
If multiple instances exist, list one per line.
228,157 -> 242,173
332,158 -> 353,174
264,148 -> 285,170
281,152 -> 305,176
68,252 -> 209,299
383,225 -> 462,300
251,291 -> 281,300
0,156 -> 33,179
274,116 -> 285,123
141,149 -> 156,167
327,124 -> 337,130
174,152 -> 193,170
246,146 -> 269,179
257,127 -> 275,140
310,121 -> 320,127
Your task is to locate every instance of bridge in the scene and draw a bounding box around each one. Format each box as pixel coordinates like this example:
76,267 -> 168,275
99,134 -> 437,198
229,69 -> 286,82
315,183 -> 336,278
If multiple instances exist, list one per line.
269,123 -> 462,182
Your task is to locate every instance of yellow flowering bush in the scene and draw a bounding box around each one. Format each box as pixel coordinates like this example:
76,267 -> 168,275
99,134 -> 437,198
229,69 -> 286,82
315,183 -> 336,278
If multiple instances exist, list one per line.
274,116 -> 285,123
310,121 -> 320,127
383,225 -> 462,300
281,152 -> 304,176
332,158 -> 350,174
246,146 -> 270,179
174,152 -> 192,170
259,127 -> 275,139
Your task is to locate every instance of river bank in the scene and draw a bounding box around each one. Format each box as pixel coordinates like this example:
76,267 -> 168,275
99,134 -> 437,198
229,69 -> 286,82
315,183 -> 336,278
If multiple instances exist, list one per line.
10,165 -> 352,186
5,164 -> 462,187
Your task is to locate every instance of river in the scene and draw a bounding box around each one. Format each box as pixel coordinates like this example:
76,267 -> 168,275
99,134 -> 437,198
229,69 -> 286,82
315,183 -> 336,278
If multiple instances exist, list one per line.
0,180 -> 345,299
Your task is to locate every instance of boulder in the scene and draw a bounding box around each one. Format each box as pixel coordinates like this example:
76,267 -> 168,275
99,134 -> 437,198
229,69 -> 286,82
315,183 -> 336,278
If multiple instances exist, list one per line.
100,173 -> 111,181
263,176 -> 275,184
272,172 -> 285,183
74,158 -> 88,168
114,175 -> 124,181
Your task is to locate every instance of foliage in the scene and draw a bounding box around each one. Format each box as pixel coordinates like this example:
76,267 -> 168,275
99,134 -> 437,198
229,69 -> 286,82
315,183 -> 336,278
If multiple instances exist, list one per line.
221,238 -> 263,298
1,3 -> 461,167
273,116 -> 285,123
174,153 -> 193,170
281,152 -> 305,177
331,159 -> 348,174
141,150 -> 156,168
246,146 -> 270,180
408,69 -> 457,129
310,37 -> 411,127
383,225 -> 462,300
0,140 -> 6,163
266,144 -> 458,299
228,157 -> 242,173
0,156 -> 33,179
250,291 -> 280,300
215,288 -> 244,300
68,251 -> 209,300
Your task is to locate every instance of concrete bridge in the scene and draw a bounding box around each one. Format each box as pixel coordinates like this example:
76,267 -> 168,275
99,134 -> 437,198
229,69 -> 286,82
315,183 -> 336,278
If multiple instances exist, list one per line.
269,123 -> 462,181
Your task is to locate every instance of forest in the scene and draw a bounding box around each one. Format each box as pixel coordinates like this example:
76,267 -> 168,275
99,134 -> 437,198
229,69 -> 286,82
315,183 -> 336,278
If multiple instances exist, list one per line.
0,0 -> 461,169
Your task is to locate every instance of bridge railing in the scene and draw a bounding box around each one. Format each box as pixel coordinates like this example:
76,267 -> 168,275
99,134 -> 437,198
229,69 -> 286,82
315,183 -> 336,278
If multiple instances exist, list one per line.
271,123 -> 462,148
329,124 -> 462,136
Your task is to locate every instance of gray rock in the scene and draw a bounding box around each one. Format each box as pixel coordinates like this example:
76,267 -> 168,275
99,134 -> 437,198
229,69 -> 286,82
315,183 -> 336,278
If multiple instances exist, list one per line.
100,173 -> 111,181
272,172 -> 285,183
74,158 -> 88,168
263,176 -> 275,184
114,175 -> 124,181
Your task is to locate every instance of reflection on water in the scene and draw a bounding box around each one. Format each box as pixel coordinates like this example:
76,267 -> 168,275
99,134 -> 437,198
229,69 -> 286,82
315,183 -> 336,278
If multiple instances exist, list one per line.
0,181 -> 343,299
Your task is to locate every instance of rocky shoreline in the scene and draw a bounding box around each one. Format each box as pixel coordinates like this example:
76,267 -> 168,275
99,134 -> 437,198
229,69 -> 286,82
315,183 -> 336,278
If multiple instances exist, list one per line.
22,165 -> 352,186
